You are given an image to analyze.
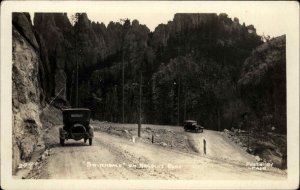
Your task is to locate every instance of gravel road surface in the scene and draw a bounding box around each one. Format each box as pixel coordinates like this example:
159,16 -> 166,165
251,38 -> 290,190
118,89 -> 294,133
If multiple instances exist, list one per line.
24,124 -> 286,180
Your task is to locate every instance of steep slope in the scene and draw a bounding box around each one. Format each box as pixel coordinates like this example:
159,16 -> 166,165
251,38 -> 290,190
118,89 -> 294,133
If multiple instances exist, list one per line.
233,35 -> 287,168
12,13 -> 44,173
238,35 -> 286,133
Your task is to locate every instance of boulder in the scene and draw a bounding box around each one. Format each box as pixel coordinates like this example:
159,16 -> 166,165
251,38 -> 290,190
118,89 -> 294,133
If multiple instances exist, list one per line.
255,155 -> 261,162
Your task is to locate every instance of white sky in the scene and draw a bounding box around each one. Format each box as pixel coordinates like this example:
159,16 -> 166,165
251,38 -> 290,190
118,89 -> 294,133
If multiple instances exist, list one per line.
25,1 -> 296,37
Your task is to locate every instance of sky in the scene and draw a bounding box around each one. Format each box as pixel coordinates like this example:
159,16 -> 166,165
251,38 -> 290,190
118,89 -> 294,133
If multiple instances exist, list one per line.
26,1 -> 297,38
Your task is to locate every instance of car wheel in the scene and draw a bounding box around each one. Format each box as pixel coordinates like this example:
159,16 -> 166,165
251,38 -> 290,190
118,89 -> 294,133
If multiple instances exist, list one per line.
89,138 -> 92,146
60,138 -> 65,146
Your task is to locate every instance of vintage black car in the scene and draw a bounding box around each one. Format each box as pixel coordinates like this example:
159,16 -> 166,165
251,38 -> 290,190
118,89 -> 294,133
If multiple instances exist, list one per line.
183,120 -> 204,133
59,108 -> 94,146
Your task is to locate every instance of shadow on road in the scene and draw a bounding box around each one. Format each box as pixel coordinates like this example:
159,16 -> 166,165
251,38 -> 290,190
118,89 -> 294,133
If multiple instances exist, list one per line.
51,142 -> 89,148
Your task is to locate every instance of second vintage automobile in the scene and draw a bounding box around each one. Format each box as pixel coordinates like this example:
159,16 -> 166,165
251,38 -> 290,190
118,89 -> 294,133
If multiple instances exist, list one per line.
183,120 -> 204,133
59,108 -> 94,146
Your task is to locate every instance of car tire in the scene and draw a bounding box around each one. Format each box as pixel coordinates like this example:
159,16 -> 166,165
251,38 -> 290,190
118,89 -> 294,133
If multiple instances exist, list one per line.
89,138 -> 92,146
60,138 -> 65,146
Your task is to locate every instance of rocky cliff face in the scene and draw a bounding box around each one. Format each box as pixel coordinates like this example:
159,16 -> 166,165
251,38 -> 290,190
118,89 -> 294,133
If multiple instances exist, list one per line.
152,13 -> 219,48
12,13 -> 44,173
74,13 -> 108,67
152,13 -> 261,53
34,13 -> 74,101
33,13 -> 151,107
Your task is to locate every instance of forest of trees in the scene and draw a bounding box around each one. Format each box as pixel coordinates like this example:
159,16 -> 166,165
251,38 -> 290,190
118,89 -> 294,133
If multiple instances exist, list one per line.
74,14 -> 264,130
35,13 -> 286,133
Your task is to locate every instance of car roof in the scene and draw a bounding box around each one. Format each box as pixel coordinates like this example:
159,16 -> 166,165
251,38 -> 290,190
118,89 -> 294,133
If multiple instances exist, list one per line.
184,120 -> 197,123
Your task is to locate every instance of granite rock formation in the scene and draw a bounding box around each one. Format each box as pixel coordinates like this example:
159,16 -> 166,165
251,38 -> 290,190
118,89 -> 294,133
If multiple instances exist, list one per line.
12,13 -> 43,173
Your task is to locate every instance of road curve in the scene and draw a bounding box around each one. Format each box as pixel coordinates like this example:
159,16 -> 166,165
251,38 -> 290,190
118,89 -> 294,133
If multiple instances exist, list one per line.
27,126 -> 286,180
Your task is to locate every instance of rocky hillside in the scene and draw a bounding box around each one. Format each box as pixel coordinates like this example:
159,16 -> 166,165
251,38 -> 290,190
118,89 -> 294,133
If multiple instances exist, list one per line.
12,13 -> 44,173
12,12 -> 286,172
238,35 -> 286,133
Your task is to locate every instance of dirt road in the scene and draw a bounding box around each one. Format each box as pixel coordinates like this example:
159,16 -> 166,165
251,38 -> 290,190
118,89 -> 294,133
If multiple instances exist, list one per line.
24,125 -> 286,180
